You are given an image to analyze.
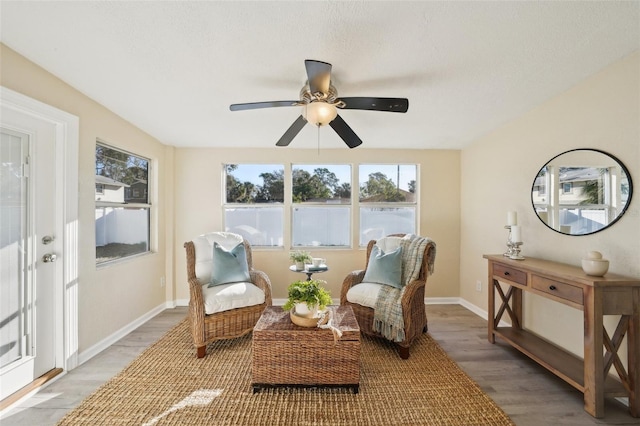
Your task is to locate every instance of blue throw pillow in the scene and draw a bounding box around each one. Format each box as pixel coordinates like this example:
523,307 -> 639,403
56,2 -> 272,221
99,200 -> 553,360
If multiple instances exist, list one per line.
209,242 -> 250,287
362,245 -> 403,289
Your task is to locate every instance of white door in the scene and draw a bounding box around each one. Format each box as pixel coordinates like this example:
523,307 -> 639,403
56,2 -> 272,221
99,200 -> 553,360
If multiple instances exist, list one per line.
0,108 -> 58,400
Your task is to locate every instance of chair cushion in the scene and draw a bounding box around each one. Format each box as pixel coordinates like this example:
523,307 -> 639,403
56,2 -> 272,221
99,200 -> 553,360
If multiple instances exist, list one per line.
202,282 -> 265,315
209,242 -> 250,286
375,236 -> 402,253
346,282 -> 383,309
193,232 -> 244,285
363,245 -> 403,288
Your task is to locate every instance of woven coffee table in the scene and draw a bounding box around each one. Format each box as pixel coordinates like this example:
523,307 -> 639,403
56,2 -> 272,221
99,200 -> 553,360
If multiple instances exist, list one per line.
252,305 -> 361,393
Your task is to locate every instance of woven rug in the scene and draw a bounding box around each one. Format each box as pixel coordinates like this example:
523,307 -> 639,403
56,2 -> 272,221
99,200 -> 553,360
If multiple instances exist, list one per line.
57,319 -> 514,426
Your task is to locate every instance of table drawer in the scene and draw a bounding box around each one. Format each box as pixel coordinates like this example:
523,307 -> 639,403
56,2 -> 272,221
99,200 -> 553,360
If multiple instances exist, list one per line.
532,275 -> 583,306
493,263 -> 527,286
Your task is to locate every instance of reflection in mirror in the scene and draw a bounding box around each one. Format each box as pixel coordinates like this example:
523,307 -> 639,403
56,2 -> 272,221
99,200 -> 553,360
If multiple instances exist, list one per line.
531,149 -> 633,236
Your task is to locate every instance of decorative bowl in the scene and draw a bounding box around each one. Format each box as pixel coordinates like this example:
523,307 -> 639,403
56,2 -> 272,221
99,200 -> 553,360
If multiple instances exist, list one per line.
581,259 -> 609,276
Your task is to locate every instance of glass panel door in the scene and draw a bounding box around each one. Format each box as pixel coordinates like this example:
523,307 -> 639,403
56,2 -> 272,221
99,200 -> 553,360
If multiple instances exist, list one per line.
0,129 -> 29,370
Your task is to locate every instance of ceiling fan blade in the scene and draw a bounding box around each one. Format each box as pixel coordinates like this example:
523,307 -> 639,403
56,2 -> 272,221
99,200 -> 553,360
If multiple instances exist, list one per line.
305,59 -> 332,95
339,97 -> 409,113
276,115 -> 307,147
230,100 -> 299,111
329,115 -> 362,149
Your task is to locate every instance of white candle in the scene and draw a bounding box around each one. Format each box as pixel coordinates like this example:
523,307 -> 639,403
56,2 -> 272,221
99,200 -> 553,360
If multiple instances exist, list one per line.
510,225 -> 522,243
507,211 -> 518,226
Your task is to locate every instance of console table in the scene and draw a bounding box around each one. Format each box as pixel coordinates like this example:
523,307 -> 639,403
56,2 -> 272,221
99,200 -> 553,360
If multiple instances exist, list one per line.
483,254 -> 640,418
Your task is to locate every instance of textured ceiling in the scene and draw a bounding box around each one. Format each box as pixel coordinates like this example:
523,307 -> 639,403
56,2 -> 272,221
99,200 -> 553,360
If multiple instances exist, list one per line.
1,1 -> 638,149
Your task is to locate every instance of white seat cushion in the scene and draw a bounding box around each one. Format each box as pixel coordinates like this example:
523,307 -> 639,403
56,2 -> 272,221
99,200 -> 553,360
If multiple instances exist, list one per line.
345,282 -> 383,309
202,281 -> 265,315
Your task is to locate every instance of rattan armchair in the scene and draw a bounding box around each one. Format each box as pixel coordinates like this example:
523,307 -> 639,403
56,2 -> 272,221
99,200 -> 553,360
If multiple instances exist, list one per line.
184,232 -> 272,358
340,234 -> 435,359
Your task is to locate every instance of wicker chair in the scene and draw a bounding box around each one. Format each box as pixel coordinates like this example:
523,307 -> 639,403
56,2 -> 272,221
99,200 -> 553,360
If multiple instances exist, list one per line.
184,232 -> 272,358
340,234 -> 435,360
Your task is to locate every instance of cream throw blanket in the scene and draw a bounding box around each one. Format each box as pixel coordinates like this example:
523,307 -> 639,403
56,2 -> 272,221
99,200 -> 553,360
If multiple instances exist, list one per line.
372,234 -> 435,342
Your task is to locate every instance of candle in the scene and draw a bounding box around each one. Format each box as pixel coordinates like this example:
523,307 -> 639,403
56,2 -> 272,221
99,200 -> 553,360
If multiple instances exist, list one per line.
507,211 -> 518,226
510,225 -> 522,243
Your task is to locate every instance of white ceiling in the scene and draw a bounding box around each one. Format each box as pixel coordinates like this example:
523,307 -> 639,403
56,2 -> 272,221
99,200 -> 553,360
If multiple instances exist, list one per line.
1,1 -> 638,150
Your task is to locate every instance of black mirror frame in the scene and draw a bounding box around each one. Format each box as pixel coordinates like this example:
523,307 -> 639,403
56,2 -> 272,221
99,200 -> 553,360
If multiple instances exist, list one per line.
531,148 -> 633,236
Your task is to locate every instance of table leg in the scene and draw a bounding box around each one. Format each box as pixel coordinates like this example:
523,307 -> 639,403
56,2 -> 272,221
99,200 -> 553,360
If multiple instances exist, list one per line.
583,287 -> 604,418
488,274 -> 496,343
628,288 -> 640,417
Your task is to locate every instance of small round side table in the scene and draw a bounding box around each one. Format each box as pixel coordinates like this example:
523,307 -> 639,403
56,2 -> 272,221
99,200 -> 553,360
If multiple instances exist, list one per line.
289,264 -> 329,281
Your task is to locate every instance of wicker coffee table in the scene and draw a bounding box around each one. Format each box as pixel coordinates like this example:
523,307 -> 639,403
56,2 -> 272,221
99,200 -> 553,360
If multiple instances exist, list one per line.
252,305 -> 361,393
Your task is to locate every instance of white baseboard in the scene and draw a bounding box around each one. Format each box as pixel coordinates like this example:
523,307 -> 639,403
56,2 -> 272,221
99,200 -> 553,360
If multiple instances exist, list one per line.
77,302 -> 167,366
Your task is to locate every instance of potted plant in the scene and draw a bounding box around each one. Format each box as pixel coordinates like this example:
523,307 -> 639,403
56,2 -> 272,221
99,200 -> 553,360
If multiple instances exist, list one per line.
289,250 -> 312,270
282,279 -> 333,318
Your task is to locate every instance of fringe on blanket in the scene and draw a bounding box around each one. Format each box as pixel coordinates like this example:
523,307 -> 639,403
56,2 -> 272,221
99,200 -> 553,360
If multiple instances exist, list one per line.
372,234 -> 436,342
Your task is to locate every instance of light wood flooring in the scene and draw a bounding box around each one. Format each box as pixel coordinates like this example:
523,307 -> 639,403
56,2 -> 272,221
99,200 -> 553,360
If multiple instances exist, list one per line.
1,304 -> 638,425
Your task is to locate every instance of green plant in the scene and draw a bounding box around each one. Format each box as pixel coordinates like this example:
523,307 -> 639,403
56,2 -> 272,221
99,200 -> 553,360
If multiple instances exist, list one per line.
282,279 -> 332,311
289,250 -> 312,263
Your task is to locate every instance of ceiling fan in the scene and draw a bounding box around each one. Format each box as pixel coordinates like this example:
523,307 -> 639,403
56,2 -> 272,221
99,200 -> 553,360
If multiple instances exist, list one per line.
229,59 -> 409,148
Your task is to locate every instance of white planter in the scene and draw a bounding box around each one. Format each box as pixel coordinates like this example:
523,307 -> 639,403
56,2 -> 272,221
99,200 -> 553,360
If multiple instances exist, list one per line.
294,302 -> 318,318
295,261 -> 305,271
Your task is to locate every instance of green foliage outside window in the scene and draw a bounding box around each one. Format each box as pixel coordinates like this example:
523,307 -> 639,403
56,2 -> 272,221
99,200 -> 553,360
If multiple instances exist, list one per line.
225,164 -> 415,204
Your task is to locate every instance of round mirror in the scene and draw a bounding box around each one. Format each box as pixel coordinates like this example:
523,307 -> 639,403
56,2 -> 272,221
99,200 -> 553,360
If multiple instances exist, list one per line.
531,149 -> 633,236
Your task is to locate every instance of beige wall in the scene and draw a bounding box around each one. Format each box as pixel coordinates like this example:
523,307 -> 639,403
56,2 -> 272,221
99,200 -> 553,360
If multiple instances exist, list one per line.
1,44 -> 171,353
460,52 -> 640,360
174,148 -> 460,302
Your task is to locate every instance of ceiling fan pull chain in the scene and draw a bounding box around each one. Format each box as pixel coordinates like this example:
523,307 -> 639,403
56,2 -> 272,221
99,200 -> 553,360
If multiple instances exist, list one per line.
317,125 -> 320,155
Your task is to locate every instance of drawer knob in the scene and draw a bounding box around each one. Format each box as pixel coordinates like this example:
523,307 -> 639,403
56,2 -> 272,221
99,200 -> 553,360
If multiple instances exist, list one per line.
549,285 -> 557,291
504,271 -> 510,276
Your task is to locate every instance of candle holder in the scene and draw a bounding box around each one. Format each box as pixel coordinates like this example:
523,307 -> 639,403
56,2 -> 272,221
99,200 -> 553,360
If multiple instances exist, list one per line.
509,242 -> 524,260
503,225 -> 525,260
503,226 -> 515,257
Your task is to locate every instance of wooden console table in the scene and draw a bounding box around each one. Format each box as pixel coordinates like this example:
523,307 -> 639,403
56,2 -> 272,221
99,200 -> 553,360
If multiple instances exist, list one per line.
483,254 -> 640,418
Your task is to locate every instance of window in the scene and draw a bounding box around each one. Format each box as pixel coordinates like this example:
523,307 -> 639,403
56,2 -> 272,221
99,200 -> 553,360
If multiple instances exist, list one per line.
359,164 -> 417,246
224,164 -> 284,247
223,163 -> 418,249
292,165 -> 351,247
95,142 -> 150,263
562,182 -> 573,194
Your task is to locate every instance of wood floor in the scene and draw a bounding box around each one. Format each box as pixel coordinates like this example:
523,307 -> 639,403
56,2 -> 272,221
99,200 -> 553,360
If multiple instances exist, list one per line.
1,304 -> 638,425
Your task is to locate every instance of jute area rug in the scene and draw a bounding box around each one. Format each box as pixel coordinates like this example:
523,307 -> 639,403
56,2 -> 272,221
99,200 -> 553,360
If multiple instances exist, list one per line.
57,319 -> 514,426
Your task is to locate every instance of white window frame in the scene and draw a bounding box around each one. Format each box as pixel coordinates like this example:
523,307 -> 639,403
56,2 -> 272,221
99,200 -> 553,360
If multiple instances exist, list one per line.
222,163 -> 285,248
95,141 -> 152,264
357,164 -> 419,246
221,163 -> 420,250
291,164 -> 352,249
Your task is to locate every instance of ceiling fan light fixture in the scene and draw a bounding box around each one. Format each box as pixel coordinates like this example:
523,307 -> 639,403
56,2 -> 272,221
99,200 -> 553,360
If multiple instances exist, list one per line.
303,101 -> 337,126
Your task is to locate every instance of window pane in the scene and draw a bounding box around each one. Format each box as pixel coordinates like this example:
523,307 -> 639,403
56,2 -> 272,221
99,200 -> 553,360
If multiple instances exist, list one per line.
95,207 -> 149,263
292,164 -> 351,204
224,207 -> 283,247
292,207 -> 350,247
95,145 -> 148,204
225,164 -> 284,203
558,207 -> 608,235
359,164 -> 416,203
95,143 -> 151,264
359,207 -> 416,246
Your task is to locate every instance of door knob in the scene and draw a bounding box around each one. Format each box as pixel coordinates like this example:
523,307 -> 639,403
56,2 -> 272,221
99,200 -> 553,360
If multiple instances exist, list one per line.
43,253 -> 57,263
